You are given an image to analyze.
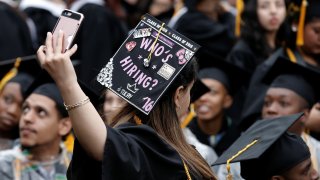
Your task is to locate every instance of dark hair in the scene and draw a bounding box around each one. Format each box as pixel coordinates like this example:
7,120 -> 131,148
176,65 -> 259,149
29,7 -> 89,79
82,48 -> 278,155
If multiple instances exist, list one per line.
241,0 -> 289,59
111,58 -> 215,179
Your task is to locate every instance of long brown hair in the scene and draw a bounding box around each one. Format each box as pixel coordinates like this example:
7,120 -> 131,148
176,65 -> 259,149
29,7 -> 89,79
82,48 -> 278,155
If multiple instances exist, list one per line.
111,58 -> 216,179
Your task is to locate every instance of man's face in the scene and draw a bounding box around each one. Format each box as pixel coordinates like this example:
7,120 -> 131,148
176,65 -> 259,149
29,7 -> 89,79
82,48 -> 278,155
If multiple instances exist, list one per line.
262,87 -> 308,134
0,82 -> 23,132
195,78 -> 231,121
19,94 -> 62,147
276,158 -> 319,180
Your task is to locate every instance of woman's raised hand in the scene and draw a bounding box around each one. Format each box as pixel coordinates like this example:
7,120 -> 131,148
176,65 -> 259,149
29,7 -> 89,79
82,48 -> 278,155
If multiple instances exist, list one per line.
37,30 -> 78,88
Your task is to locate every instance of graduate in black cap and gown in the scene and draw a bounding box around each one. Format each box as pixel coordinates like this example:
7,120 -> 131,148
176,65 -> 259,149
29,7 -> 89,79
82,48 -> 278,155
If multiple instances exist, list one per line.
240,0 -> 320,131
68,0 -> 127,84
19,0 -> 66,48
261,58 -> 320,173
188,54 -> 249,157
0,0 -> 34,61
0,57 -> 41,150
38,15 -> 216,179
214,113 -> 319,180
168,0 -> 235,64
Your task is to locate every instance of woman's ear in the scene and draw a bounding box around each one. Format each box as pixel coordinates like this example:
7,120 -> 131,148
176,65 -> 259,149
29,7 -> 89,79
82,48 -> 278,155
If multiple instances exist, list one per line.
59,117 -> 72,136
174,85 -> 185,110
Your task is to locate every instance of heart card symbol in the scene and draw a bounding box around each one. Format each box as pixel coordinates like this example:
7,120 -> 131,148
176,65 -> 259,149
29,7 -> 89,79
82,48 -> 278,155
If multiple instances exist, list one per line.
126,41 -> 137,52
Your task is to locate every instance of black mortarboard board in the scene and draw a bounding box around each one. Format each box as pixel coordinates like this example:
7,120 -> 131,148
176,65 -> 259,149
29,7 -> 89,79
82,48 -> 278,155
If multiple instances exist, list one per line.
25,70 -> 101,118
262,57 -> 320,107
214,113 -> 304,165
288,0 -> 320,46
0,55 -> 41,93
0,55 -> 41,79
96,14 -> 200,115
190,78 -> 210,103
213,113 -> 309,179
197,53 -> 250,96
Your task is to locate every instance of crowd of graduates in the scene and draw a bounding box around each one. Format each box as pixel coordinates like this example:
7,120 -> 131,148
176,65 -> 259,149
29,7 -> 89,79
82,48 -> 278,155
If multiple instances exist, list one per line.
0,0 -> 320,179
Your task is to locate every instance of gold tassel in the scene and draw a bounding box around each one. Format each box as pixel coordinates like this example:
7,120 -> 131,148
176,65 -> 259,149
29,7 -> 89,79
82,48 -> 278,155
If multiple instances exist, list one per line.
64,133 -> 75,153
0,57 -> 22,91
296,0 -> 307,46
235,0 -> 244,37
226,139 -> 258,180
181,104 -> 196,128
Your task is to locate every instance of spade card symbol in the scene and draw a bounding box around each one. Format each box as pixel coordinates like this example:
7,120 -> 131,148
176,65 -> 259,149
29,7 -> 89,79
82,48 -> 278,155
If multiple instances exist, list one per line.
126,41 -> 136,52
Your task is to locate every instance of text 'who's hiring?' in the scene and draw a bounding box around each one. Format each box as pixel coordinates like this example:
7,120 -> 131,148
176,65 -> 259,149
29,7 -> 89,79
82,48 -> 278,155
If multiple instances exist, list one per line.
97,14 -> 200,115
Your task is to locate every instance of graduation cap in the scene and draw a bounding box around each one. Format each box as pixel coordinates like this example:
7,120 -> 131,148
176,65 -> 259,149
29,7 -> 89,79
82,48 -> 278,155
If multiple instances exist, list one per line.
25,70 -> 101,118
262,57 -> 320,107
288,0 -> 320,46
197,53 -> 250,96
96,14 -> 200,115
0,55 -> 41,93
213,113 -> 308,179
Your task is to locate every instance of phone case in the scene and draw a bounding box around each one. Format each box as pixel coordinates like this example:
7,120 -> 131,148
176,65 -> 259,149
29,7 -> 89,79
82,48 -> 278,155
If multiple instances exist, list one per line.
52,9 -> 84,51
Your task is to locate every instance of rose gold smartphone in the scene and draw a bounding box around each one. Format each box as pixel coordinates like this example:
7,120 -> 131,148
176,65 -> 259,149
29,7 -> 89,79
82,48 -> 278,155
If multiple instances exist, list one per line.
52,9 -> 84,52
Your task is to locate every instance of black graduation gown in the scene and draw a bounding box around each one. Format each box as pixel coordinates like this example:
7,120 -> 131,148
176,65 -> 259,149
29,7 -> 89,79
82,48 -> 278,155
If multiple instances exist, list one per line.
227,39 -> 265,75
67,122 -> 201,180
0,2 -> 34,61
188,117 -> 241,156
173,9 -> 235,67
239,47 -> 318,130
23,7 -> 58,48
72,3 -> 127,85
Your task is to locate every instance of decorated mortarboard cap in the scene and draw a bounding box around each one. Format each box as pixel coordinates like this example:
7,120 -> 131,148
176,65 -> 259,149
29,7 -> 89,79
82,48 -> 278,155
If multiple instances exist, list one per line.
197,53 -> 250,96
213,113 -> 306,179
288,0 -> 320,46
96,14 -> 200,115
262,57 -> 320,107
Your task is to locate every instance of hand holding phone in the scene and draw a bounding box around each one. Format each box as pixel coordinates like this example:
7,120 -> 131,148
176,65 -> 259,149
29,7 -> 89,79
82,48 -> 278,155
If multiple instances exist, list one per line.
52,9 -> 84,52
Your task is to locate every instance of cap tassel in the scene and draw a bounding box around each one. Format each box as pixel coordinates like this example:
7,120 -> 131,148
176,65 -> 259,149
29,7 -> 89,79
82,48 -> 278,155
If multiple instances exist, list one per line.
296,0 -> 307,46
0,57 -> 22,91
181,104 -> 196,128
235,0 -> 244,37
226,139 -> 258,180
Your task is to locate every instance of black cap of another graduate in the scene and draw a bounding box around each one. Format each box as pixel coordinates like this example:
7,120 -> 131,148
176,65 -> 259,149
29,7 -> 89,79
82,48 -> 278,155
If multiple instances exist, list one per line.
0,55 -> 41,79
262,57 -> 320,107
26,70 -> 101,118
190,78 -> 210,103
197,53 -> 250,96
213,113 -> 309,179
0,55 -> 40,96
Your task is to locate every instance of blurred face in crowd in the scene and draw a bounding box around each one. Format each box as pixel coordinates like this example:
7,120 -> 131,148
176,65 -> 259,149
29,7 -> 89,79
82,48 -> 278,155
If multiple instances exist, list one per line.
195,79 -> 232,121
0,82 -> 23,133
149,0 -> 173,16
262,87 -> 309,134
103,90 -> 126,125
276,158 -> 319,180
301,19 -> 320,58
304,102 -> 320,132
257,0 -> 286,32
19,94 -> 70,148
